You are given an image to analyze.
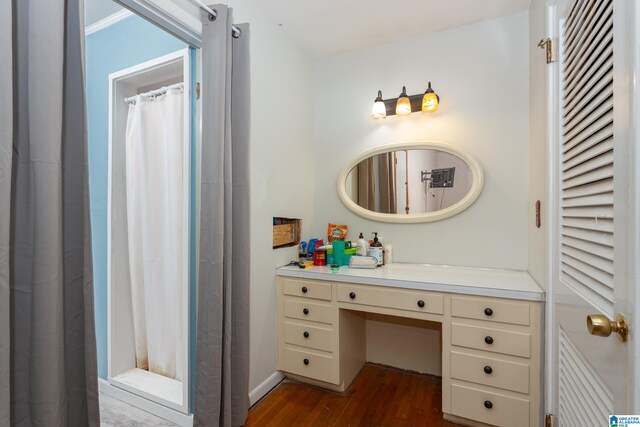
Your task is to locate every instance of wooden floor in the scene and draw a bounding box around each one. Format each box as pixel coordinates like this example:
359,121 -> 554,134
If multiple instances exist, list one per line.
245,364 -> 463,427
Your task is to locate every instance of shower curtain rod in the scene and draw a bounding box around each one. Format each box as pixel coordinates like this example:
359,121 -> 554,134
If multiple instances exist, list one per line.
191,0 -> 241,38
124,82 -> 184,104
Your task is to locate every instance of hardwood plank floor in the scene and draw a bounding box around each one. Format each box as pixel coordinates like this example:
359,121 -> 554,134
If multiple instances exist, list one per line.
246,364 -> 464,427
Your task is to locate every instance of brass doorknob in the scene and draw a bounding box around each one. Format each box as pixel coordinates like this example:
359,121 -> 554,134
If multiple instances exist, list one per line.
586,313 -> 628,342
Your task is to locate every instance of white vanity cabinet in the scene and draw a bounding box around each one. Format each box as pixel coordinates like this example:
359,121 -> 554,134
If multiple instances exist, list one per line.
446,294 -> 542,427
279,278 -> 340,385
276,264 -> 544,427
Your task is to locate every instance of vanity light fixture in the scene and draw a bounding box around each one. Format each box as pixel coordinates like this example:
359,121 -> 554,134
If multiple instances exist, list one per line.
421,82 -> 439,113
371,90 -> 387,119
371,83 -> 440,119
395,86 -> 412,117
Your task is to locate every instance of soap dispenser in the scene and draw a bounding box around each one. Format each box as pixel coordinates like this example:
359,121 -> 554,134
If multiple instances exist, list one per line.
356,232 -> 367,256
369,232 -> 384,266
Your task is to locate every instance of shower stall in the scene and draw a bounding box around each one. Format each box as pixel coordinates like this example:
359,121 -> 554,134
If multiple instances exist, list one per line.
106,48 -> 192,415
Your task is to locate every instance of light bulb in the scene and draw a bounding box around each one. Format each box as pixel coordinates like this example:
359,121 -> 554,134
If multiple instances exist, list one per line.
371,90 -> 387,119
421,82 -> 439,113
395,86 -> 411,116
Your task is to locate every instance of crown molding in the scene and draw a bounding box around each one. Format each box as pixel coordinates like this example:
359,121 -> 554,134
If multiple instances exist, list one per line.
85,9 -> 134,35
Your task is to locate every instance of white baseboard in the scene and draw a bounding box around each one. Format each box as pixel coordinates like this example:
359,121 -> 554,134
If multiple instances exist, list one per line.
249,371 -> 285,406
98,378 -> 193,427
99,371 -> 283,425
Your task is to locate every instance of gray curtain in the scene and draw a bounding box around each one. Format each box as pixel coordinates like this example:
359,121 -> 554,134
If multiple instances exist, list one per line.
194,4 -> 250,427
357,158 -> 375,210
356,154 -> 396,213
0,0 -> 100,426
0,0 -> 12,425
378,153 -> 397,214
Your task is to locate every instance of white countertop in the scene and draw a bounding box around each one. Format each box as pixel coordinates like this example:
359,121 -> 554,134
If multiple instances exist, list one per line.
276,263 -> 545,302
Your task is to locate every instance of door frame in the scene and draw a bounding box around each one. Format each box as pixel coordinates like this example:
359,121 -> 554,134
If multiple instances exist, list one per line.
115,0 -> 204,48
106,47 -> 193,414
545,0 -> 640,416
98,0 -> 204,413
626,0 -> 640,412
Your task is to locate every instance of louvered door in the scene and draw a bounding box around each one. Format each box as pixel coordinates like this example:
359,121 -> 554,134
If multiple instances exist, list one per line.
551,0 -> 636,425
560,0 -> 614,318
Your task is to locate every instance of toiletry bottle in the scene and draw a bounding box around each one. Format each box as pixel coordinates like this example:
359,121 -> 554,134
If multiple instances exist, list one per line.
298,241 -> 308,260
357,232 -> 367,256
370,232 -> 384,266
383,244 -> 393,265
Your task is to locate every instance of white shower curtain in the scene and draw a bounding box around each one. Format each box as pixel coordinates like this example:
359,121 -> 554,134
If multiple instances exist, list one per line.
125,88 -> 185,380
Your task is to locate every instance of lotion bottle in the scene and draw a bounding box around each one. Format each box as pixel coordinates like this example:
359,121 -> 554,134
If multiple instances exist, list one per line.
370,232 -> 384,266
356,232 -> 367,256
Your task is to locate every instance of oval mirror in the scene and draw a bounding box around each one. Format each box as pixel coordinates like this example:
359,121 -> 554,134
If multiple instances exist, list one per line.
337,142 -> 484,223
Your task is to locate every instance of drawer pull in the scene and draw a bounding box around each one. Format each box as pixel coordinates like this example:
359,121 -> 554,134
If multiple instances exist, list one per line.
301,286 -> 308,294
303,331 -> 310,338
484,336 -> 494,345
483,365 -> 493,374
303,358 -> 310,366
484,307 -> 493,316
303,308 -> 309,315
349,292 -> 356,300
417,300 -> 425,308
484,400 -> 493,409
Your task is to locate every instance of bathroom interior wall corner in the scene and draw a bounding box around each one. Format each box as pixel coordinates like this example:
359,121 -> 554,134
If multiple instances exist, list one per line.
528,0 -> 548,289
313,11 -> 530,270
221,0 -> 317,394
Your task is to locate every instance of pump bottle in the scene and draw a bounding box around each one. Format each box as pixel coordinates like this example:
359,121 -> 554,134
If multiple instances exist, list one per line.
369,232 -> 384,266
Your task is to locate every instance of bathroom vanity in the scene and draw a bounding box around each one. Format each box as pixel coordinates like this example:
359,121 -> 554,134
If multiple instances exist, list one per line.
276,264 -> 544,427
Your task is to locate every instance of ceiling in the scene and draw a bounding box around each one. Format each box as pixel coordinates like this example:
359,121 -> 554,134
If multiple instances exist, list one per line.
85,0 -> 123,27
254,0 -> 530,56
84,0 -> 530,57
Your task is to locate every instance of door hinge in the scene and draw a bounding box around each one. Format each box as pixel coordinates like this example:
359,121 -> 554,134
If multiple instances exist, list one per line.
546,413 -> 554,427
538,38 -> 555,64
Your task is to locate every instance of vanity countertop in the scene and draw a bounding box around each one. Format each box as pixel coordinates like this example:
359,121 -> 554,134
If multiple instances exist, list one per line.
276,263 -> 545,302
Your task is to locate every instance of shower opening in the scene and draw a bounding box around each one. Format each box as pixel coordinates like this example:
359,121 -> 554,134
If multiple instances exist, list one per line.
107,49 -> 192,413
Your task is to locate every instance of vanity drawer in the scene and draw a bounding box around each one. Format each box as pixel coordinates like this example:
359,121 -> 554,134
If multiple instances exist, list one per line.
283,346 -> 338,385
451,384 -> 530,427
450,351 -> 530,394
284,321 -> 334,352
283,278 -> 332,301
451,296 -> 530,326
283,298 -> 335,324
336,284 -> 444,315
452,323 -> 530,358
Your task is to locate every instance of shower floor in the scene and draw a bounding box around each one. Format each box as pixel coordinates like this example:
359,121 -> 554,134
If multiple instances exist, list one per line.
111,368 -> 183,408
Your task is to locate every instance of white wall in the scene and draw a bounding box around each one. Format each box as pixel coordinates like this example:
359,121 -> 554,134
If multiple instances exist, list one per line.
313,12 -> 530,270
365,315 -> 442,376
313,12 -> 529,374
220,0 -> 317,393
528,0 -> 548,288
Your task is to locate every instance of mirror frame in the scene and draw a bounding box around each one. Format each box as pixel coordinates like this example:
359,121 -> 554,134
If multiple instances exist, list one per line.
337,141 -> 484,223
